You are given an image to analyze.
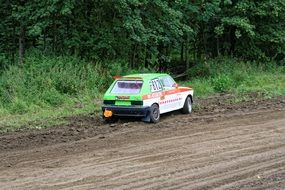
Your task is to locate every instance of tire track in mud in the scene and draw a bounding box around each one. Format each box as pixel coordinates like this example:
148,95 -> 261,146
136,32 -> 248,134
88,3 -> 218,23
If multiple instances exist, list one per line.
0,104 -> 284,189
78,119 -> 285,170
53,111 -> 284,189
217,169 -> 285,190
98,138 -> 285,189
77,131 -> 283,180
1,109 -> 281,170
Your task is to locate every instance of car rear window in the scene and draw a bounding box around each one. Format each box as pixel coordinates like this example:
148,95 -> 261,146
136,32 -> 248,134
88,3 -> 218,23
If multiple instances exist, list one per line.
111,80 -> 143,94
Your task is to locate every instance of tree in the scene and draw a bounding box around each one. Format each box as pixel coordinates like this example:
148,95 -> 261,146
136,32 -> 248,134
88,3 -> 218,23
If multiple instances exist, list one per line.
0,0 -> 284,68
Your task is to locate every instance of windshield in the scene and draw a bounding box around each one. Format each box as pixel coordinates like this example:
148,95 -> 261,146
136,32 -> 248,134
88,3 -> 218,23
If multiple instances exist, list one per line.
111,80 -> 143,94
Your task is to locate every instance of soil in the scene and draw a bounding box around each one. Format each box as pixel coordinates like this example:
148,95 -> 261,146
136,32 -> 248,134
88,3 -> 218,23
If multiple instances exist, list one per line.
0,94 -> 284,190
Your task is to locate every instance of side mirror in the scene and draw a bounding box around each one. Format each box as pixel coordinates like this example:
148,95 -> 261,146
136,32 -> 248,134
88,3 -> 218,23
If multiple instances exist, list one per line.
173,83 -> 179,88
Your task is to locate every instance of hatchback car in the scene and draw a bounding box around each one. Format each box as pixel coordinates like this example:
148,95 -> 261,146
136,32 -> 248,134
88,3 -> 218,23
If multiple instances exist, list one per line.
102,73 -> 193,123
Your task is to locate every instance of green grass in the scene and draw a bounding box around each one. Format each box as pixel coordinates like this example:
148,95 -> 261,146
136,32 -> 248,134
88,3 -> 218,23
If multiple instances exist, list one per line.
0,54 -> 284,132
0,51 -> 155,131
0,96 -> 101,132
0,53 -> 108,131
182,58 -> 285,98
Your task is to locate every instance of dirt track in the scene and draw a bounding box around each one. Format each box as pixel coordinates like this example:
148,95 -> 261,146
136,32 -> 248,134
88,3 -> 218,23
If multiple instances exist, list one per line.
0,95 -> 285,190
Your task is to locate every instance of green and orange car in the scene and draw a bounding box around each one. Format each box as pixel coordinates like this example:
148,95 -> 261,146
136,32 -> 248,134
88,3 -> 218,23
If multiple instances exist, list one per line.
102,73 -> 194,123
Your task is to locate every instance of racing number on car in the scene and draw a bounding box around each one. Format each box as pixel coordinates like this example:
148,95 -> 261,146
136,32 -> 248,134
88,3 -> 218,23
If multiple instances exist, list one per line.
150,79 -> 162,92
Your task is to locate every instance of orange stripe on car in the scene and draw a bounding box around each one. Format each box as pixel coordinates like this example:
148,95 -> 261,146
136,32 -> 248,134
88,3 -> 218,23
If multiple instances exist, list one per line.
143,87 -> 192,100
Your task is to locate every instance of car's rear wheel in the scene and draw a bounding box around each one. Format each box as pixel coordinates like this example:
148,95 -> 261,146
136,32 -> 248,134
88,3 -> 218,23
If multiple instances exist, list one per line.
181,96 -> 192,114
149,104 -> 160,123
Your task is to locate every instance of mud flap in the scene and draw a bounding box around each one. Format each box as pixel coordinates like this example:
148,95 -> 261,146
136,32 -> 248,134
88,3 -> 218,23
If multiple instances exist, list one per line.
141,111 -> 150,122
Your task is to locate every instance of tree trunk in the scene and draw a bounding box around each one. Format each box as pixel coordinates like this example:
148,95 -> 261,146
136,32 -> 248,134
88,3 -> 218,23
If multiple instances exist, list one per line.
143,45 -> 147,68
185,45 -> 189,71
131,44 -> 137,68
229,27 -> 236,56
12,25 -> 16,63
216,37 -> 220,56
180,41 -> 184,62
53,19 -> 57,52
43,30 -> 46,51
194,40 -> 198,62
19,24 -> 25,65
185,34 -> 190,71
202,27 -> 207,57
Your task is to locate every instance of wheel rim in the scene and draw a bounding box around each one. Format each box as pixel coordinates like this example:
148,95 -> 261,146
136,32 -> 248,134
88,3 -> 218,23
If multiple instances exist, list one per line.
153,107 -> 159,120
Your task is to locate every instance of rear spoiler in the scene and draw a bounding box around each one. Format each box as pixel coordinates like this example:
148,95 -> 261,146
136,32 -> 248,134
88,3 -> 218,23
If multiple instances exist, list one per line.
113,75 -> 122,79
112,76 -> 143,80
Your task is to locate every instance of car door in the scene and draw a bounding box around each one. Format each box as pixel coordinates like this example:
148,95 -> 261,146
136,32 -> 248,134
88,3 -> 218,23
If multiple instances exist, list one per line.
159,76 -> 181,112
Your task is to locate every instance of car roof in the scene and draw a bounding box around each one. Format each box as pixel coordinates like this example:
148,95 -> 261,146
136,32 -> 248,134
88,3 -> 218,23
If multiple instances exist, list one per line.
121,73 -> 169,81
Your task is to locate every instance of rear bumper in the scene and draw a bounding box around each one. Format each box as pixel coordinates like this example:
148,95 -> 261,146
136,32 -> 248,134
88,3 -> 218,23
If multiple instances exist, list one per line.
102,105 -> 150,117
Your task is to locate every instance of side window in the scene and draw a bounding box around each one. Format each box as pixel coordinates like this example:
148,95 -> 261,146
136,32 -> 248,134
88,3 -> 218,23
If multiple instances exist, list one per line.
150,78 -> 162,92
160,76 -> 176,88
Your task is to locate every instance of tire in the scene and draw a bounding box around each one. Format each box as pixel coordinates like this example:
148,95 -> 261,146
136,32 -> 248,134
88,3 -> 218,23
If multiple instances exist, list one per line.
149,104 -> 160,123
181,96 -> 192,114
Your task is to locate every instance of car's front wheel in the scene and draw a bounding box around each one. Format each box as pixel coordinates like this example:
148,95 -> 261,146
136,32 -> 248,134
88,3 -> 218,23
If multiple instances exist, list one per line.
149,104 -> 160,123
181,96 -> 192,114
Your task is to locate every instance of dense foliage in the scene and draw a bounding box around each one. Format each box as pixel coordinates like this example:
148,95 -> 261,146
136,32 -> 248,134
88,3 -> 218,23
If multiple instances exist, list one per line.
0,54 -> 284,131
0,1 -> 285,130
1,0 -> 285,68
0,53 -> 284,115
0,52 -> 156,114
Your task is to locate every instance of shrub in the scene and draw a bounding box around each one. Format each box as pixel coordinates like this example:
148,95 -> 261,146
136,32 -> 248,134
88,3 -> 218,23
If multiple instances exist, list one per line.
186,78 -> 215,97
0,51 -> 157,114
9,99 -> 30,114
41,89 -> 65,106
187,62 -> 211,78
0,52 -> 109,113
211,74 -> 234,93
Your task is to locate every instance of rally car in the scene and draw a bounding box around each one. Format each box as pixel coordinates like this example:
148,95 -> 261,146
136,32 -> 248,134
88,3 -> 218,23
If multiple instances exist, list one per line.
102,73 -> 193,123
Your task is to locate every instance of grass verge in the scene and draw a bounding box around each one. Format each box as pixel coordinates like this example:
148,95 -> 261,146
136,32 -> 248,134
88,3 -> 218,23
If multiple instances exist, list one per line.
0,55 -> 284,132
0,52 -> 155,132
182,58 -> 285,98
0,99 -> 101,132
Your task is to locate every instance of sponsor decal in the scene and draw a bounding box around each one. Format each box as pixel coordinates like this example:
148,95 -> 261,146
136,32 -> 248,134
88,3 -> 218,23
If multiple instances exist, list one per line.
159,97 -> 182,105
116,96 -> 130,100
143,88 -> 192,100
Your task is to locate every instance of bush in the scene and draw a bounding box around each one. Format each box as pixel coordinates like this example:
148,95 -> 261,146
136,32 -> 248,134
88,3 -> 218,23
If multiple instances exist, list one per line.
41,89 -> 65,106
184,57 -> 285,96
0,51 -> 158,114
1,53 -> 284,116
211,74 -> 234,92
185,78 -> 215,97
105,59 -> 156,77
187,62 -> 211,78
0,51 -> 110,113
9,99 -> 30,114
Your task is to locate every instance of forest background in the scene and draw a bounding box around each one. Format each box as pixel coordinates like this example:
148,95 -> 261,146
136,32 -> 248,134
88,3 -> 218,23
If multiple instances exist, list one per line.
0,0 -> 284,130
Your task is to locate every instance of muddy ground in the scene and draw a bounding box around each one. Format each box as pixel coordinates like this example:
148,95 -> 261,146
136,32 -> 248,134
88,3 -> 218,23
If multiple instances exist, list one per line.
0,95 -> 284,190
